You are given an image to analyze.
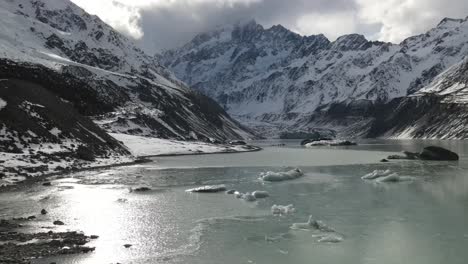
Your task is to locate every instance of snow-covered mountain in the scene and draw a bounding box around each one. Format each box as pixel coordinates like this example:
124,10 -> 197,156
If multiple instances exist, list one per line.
0,0 -> 252,141
162,18 -> 468,138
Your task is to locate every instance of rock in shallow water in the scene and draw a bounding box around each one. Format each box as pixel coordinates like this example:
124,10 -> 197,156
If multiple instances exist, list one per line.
387,146 -> 458,161
252,191 -> 269,198
420,146 -> 459,161
53,220 -> 65,226
131,187 -> 151,192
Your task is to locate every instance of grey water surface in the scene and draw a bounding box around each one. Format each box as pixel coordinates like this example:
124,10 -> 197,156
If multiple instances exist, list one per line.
1,139 -> 468,264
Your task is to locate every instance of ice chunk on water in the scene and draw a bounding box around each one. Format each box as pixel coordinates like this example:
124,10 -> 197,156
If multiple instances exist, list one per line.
290,215 -> 317,230
186,184 -> 227,193
290,215 -> 334,232
271,204 -> 296,215
232,191 -> 257,201
361,169 -> 392,180
317,234 -> 343,243
260,168 -> 304,182
225,189 -> 236,194
362,170 -> 415,183
242,192 -> 257,202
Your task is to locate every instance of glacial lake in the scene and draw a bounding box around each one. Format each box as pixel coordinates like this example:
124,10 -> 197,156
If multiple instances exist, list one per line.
1,139 -> 468,264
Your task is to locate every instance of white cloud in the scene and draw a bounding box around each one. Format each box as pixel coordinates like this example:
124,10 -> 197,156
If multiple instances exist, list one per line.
71,0 -> 262,40
357,0 -> 468,43
295,11 -> 359,40
72,0 -> 144,38
70,0 -> 468,51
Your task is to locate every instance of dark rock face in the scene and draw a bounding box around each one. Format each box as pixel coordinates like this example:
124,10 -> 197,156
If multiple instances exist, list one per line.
420,146 -> 459,161
0,77 -> 131,179
0,78 -> 128,141
76,146 -> 96,161
229,140 -> 247,145
280,129 -> 335,140
299,94 -> 468,139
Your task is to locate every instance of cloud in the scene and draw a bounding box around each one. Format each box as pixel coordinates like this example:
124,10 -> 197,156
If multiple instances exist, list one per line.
70,0 -> 468,52
357,0 -> 468,43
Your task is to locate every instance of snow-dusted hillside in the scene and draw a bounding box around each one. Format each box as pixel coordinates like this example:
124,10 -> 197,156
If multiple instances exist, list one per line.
162,18 -> 468,138
0,0 -> 253,141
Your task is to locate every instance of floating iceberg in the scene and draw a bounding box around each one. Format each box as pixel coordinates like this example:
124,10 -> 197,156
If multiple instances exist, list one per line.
241,192 -> 257,202
317,234 -> 343,243
305,140 -> 356,147
271,204 -> 296,215
361,169 -> 393,180
260,168 -> 304,182
290,215 -> 318,230
186,184 -> 227,193
362,170 -> 415,183
225,189 -> 236,194
290,215 -> 334,232
232,191 -> 257,202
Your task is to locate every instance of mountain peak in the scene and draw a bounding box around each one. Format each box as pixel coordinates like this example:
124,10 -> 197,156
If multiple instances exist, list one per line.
437,17 -> 465,28
332,34 -> 370,51
231,19 -> 264,42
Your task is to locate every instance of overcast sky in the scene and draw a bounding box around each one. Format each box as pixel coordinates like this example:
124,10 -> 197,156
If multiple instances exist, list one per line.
70,0 -> 468,53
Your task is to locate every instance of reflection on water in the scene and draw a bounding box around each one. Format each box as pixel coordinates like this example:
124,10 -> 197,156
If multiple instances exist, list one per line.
1,140 -> 468,264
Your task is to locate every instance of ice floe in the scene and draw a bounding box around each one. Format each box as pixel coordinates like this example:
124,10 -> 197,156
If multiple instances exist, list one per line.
290,215 -> 334,232
186,184 -> 227,193
225,189 -> 236,194
362,170 -> 415,182
305,140 -> 356,147
271,204 -> 296,216
361,169 -> 393,180
241,192 -> 257,202
317,234 -> 343,243
260,168 -> 304,182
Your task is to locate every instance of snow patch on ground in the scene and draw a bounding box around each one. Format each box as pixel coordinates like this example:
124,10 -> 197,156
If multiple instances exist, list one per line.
0,97 -> 6,110
110,133 -> 259,157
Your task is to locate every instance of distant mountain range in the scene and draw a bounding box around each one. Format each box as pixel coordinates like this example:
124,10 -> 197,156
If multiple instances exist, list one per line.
162,18 -> 468,139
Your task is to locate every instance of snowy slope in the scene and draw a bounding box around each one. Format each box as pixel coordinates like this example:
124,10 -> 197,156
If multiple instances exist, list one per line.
0,0 -> 253,141
162,18 -> 468,137
0,78 -> 133,186
416,56 -> 468,103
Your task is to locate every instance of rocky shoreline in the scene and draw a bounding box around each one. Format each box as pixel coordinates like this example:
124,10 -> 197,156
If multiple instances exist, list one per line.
0,218 -> 96,264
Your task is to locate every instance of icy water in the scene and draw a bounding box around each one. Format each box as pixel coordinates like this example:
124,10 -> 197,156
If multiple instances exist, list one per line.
2,139 -> 468,264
